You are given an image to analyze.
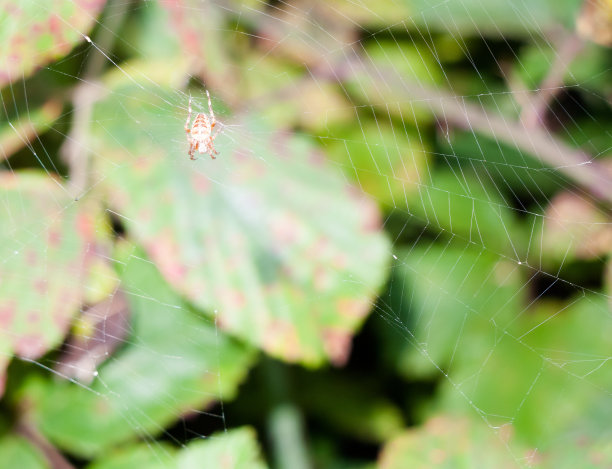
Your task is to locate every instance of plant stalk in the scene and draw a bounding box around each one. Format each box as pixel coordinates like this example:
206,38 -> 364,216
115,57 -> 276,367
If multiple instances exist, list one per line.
265,360 -> 312,469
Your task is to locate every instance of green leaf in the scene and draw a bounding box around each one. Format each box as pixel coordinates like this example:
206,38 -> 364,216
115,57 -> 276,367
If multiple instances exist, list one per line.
346,40 -> 441,125
313,0 -> 579,34
542,433 -> 612,468
19,244 -> 255,458
407,169 -> 524,254
0,171 -> 95,393
0,0 -> 107,87
0,434 -> 49,469
0,100 -> 63,160
607,260 -> 612,302
239,55 -> 352,133
382,243 -> 526,379
87,428 -> 268,469
437,130 -> 563,199
176,427 -> 268,469
387,242 -> 612,445
91,73 -> 390,366
378,416 -> 526,468
514,42 -> 612,93
405,0 -> 581,36
436,295 -> 612,445
378,415 -> 612,468
87,443 -> 176,469
324,121 -> 428,209
312,0 -> 412,29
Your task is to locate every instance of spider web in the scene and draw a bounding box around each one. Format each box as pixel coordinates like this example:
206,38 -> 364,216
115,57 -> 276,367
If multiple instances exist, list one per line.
1,0 -> 612,467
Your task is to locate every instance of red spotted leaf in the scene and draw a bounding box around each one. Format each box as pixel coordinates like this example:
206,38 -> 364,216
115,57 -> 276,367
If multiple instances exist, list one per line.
540,191 -> 612,264
91,78 -> 390,366
378,416 -> 532,468
379,415 -> 612,468
20,245 -> 255,457
577,0 -> 612,47
0,0 -> 106,87
0,99 -> 63,161
0,171 -> 93,393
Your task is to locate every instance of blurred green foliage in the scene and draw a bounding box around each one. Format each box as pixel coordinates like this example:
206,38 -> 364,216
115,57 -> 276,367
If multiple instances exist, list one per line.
1,0 -> 612,467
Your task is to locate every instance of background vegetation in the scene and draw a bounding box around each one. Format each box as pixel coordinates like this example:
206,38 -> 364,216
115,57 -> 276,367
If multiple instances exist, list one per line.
1,0 -> 612,467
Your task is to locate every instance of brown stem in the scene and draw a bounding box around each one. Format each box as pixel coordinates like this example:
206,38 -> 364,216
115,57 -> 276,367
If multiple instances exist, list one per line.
15,420 -> 74,469
324,58 -> 612,205
61,83 -> 101,198
519,34 -> 585,128
245,4 -> 612,204
62,0 -> 131,199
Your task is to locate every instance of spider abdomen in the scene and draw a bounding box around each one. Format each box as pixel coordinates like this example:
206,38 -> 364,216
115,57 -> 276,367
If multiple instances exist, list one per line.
193,114 -> 209,130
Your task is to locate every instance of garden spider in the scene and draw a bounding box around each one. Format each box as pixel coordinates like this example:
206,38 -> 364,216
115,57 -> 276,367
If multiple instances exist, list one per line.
185,90 -> 220,160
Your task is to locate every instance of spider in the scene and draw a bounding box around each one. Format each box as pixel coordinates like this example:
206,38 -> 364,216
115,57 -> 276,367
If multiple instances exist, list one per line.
185,90 -> 220,160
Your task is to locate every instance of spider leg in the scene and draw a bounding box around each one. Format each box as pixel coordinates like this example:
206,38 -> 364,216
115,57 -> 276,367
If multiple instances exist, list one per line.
208,124 -> 222,158
186,95 -> 195,159
191,141 -> 200,160
185,96 -> 191,135
206,90 -> 216,127
210,125 -> 222,142
209,144 -> 219,159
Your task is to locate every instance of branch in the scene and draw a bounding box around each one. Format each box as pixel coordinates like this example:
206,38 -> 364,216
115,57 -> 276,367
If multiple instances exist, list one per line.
519,34 -> 585,128
61,0 -> 131,199
15,419 -> 74,469
328,58 -> 612,204
245,3 -> 612,204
